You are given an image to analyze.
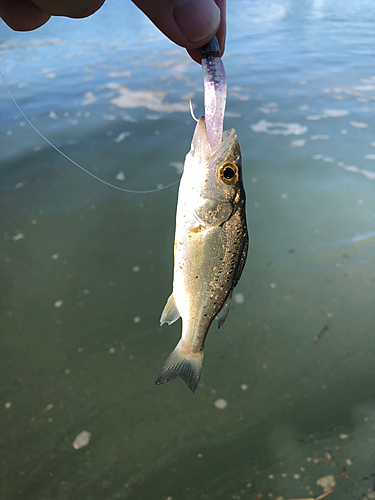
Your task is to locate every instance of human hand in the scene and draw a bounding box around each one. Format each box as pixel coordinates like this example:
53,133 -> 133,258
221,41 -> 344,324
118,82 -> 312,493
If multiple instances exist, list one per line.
0,0 -> 225,64
0,0 -> 106,33
132,0 -> 226,63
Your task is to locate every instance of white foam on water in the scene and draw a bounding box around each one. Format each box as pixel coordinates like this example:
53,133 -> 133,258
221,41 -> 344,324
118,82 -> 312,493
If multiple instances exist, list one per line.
350,121 -> 368,128
115,171 -> 125,181
214,398 -> 228,410
12,233 -> 24,241
306,115 -> 322,120
169,161 -> 183,174
316,475 -> 336,492
310,135 -> 329,140
360,76 -> 375,83
337,161 -> 375,180
323,108 -> 349,117
307,108 -> 348,120
290,139 -> 306,147
49,111 -> 58,120
82,91 -> 97,106
72,431 -> 91,450
107,71 -> 131,78
107,83 -> 187,113
225,112 -> 241,118
364,154 -> 375,160
353,85 -> 375,91
258,102 -> 278,114
230,91 -> 250,101
251,119 -> 307,135
114,132 -> 130,143
234,293 -> 244,304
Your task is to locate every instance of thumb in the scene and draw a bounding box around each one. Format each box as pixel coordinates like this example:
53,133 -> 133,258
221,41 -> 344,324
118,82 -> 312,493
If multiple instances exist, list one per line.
132,0 -> 224,62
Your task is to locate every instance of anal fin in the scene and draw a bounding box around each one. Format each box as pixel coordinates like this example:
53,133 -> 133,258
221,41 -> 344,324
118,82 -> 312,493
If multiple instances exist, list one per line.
160,293 -> 181,326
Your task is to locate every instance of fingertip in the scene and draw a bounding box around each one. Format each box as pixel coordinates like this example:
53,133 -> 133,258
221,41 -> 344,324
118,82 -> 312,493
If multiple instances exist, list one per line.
173,0 -> 220,44
186,48 -> 202,64
67,0 -> 106,19
0,0 -> 51,31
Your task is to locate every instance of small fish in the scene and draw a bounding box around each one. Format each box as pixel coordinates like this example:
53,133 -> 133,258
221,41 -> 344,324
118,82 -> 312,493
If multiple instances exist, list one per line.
155,116 -> 248,392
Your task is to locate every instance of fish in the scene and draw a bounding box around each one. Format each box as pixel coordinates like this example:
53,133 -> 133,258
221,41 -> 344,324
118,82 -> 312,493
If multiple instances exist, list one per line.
155,116 -> 248,393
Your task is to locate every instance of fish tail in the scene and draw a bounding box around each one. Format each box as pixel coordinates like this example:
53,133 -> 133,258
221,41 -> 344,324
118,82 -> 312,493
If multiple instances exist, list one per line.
155,342 -> 204,393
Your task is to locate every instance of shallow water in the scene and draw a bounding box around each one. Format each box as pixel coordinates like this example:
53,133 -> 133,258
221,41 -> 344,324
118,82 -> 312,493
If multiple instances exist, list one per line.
1,1 -> 375,499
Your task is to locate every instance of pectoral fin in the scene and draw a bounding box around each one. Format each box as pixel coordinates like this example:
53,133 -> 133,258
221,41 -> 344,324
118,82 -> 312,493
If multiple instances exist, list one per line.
160,294 -> 181,326
215,290 -> 233,329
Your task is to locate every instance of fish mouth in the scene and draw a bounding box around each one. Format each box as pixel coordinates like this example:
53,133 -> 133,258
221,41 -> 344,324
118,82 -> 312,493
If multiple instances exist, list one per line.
210,128 -> 237,154
209,127 -> 239,167
191,117 -> 238,161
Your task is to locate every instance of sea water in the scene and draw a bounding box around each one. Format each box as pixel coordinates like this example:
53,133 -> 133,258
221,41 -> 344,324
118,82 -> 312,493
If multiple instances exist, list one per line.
1,1 -> 375,498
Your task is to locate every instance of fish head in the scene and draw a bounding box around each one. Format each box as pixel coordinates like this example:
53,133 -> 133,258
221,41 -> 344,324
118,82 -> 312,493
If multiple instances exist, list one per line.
184,117 -> 244,228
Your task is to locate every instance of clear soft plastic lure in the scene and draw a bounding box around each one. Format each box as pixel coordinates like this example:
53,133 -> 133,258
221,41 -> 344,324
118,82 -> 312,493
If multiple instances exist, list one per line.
200,36 -> 227,148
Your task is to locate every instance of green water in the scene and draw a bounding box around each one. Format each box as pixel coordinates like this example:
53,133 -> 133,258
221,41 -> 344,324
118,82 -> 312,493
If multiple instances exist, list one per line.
1,1 -> 375,499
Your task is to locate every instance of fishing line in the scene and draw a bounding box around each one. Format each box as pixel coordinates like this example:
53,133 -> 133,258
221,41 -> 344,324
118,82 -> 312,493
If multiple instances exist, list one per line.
1,70 -> 181,194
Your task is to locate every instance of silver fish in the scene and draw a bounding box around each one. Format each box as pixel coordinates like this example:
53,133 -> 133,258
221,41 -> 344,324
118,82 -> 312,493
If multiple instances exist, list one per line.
155,117 -> 248,392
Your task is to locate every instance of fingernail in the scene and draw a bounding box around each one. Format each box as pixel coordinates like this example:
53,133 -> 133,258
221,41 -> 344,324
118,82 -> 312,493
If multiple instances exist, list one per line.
173,0 -> 220,43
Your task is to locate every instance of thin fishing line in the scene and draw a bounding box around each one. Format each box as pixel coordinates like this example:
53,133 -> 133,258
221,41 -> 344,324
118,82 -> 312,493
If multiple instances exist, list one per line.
1,70 -> 180,194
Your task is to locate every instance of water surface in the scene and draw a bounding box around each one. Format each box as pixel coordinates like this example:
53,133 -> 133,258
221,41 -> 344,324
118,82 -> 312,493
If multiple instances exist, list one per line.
1,1 -> 375,499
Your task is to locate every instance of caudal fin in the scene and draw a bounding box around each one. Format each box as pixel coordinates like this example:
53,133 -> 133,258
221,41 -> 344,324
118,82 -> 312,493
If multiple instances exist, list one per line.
155,342 -> 204,393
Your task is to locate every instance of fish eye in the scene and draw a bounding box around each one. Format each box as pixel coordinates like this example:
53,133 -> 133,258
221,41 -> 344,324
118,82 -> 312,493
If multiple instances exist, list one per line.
218,162 -> 238,185
223,166 -> 235,180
